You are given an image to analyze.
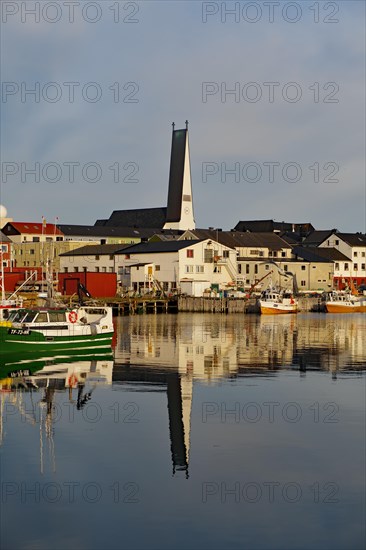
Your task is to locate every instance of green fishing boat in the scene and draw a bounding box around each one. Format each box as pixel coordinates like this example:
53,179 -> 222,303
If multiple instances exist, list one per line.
0,306 -> 114,356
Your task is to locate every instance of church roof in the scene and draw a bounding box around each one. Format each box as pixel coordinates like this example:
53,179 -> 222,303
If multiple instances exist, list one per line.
96,207 -> 167,229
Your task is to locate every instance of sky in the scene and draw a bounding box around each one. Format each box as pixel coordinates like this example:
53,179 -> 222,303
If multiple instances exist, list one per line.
1,0 -> 365,232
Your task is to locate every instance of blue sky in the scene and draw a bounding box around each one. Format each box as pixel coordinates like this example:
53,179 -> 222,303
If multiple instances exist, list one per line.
1,1 -> 365,231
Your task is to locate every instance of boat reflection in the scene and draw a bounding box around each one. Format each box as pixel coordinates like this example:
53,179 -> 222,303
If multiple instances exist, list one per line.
0,353 -> 114,469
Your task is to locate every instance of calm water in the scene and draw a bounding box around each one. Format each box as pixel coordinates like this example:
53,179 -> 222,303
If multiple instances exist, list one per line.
1,313 -> 365,550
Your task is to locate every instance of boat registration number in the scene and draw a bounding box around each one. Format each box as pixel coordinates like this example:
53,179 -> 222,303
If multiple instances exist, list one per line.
8,328 -> 30,335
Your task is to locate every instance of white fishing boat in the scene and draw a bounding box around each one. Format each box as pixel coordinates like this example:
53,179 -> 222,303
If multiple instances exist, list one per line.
259,287 -> 298,315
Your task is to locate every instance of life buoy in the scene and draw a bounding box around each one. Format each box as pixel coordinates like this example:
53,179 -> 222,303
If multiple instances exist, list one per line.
68,373 -> 78,386
68,311 -> 78,323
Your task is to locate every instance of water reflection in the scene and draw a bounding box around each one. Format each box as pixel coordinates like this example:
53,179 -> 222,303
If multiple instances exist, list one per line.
1,314 -> 365,550
1,314 -> 364,478
115,313 -> 366,376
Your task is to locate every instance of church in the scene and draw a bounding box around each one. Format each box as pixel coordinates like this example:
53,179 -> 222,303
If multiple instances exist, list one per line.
95,122 -> 196,232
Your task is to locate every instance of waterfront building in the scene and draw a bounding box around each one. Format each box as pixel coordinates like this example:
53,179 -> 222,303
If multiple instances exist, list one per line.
0,232 -> 12,270
1,221 -> 63,243
115,239 -> 236,294
318,232 -> 366,288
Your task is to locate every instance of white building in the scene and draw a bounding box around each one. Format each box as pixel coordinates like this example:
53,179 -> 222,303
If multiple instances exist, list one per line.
116,239 -> 236,294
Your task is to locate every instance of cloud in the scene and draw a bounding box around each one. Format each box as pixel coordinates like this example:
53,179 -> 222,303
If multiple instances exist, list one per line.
1,1 -> 365,231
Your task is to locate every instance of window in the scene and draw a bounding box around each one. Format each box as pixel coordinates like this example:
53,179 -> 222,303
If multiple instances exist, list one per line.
155,265 -> 160,271
102,267 -> 107,272
246,264 -> 250,274
1,244 -> 8,253
335,240 -> 339,245
109,255 -> 114,260
265,265 -> 269,271
109,267 -> 114,273
284,265 -> 288,271
46,237 -> 52,242
344,263 -> 349,271
254,265 -> 258,274
95,267 -> 100,272
273,251 -> 277,257
56,236 -> 63,241
95,255 -> 100,260
223,250 -> 229,258
361,264 -> 365,270
186,249 -> 194,258
354,252 -> 358,257
74,267 -> 79,272
49,311 -> 66,322
35,313 -> 48,323
84,267 -> 87,273
362,252 -> 365,257
30,249 -> 35,255
335,263 -> 339,270
301,266 -> 306,271
204,249 -> 213,263
281,251 -> 286,257
64,267 -> 68,273
32,237 -> 39,242
185,265 -> 193,273
238,264 -> 242,274
301,280 -> 306,287
353,263 -> 358,271
196,265 -> 204,273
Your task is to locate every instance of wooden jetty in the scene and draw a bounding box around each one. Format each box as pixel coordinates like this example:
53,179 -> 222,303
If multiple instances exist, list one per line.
61,295 -> 324,315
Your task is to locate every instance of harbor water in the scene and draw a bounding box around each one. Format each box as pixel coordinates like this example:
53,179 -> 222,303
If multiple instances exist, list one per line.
1,313 -> 365,550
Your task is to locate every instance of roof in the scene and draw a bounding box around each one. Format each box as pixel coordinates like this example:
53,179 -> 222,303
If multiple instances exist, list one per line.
117,240 -> 205,255
301,230 -> 337,246
60,244 -> 131,257
2,222 -> 63,236
293,246 -> 350,262
189,229 -> 292,250
234,220 -> 314,234
96,207 -> 167,228
149,231 -> 185,242
58,224 -> 152,239
0,231 -> 11,242
335,233 -> 366,247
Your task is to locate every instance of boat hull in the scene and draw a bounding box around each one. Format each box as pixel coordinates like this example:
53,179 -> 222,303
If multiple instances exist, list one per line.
260,304 -> 298,315
0,326 -> 114,356
325,303 -> 366,313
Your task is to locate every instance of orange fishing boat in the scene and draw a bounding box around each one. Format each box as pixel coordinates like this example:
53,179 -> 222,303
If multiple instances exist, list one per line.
325,291 -> 366,313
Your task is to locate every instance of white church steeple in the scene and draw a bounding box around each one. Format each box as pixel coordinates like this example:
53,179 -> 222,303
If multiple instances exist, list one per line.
163,121 -> 195,231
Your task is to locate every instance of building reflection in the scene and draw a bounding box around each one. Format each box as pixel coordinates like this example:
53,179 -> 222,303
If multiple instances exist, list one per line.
115,313 -> 366,377
112,313 -> 365,475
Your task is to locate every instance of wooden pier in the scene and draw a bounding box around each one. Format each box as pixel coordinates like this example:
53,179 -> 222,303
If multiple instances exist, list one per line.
63,295 -> 324,315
